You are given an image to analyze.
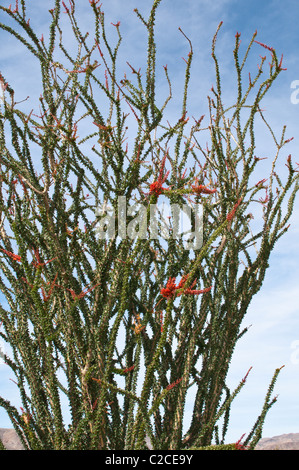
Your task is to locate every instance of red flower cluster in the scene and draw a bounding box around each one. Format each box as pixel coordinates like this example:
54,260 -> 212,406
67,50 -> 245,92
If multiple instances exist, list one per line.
31,248 -> 57,268
66,283 -> 100,301
234,434 -> 248,450
149,180 -> 168,196
160,274 -> 212,299
0,248 -> 21,262
191,183 -> 217,196
149,153 -> 170,196
41,273 -> 59,302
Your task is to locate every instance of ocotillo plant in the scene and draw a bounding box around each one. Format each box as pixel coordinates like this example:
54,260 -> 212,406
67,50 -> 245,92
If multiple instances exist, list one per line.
0,0 -> 297,450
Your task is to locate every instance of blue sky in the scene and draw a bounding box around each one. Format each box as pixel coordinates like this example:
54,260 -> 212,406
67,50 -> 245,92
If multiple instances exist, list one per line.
0,0 -> 299,445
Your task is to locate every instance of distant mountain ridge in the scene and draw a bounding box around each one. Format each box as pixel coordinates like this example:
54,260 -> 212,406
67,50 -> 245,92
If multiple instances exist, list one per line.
1,428 -> 299,450
254,433 -> 299,450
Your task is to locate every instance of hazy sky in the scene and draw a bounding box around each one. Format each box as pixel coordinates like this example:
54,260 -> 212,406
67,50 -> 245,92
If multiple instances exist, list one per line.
0,0 -> 299,445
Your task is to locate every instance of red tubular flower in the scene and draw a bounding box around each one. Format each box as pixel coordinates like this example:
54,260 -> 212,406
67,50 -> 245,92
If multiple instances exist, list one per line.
180,168 -> 187,180
254,40 -> 274,52
241,366 -> 252,384
234,434 -> 248,450
62,1 -> 69,13
160,277 -> 177,298
178,111 -> 189,124
41,273 -> 59,302
67,283 -> 100,300
166,377 -> 183,390
122,365 -> 135,373
0,248 -> 21,262
226,197 -> 242,222
184,286 -> 212,295
32,248 -> 57,268
149,153 -> 170,196
149,180 -> 168,196
160,274 -> 212,298
258,192 -> 269,205
255,178 -> 267,187
278,54 -> 287,71
191,179 -> 217,196
89,0 -> 101,7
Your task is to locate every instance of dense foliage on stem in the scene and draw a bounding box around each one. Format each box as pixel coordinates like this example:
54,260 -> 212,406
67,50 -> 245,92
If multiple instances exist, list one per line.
0,0 -> 297,450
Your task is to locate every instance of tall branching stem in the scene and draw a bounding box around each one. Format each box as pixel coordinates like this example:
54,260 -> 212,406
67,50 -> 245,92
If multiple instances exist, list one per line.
0,1 -> 297,450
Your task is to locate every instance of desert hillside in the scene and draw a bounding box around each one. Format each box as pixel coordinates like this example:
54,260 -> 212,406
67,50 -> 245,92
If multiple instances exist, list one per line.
1,428 -> 299,450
